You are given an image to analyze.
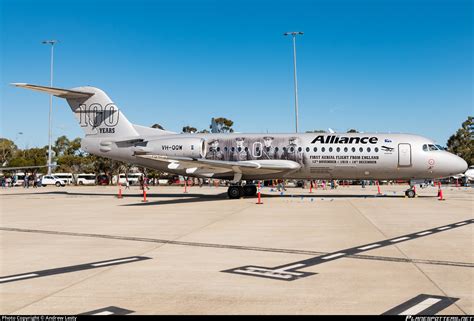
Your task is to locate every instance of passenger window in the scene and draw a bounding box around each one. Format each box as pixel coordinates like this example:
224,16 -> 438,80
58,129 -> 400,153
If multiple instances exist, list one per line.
344,147 -> 348,152
367,147 -> 371,152
275,147 -> 279,152
336,147 -> 340,152
321,147 -> 325,152
375,147 -> 379,152
329,147 -> 333,152
352,147 -> 355,152
298,147 -> 302,152
359,147 -> 363,152
306,147 -> 310,152
313,147 -> 317,152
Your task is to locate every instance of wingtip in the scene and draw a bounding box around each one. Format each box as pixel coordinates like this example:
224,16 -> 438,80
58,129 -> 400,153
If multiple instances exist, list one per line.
10,82 -> 28,87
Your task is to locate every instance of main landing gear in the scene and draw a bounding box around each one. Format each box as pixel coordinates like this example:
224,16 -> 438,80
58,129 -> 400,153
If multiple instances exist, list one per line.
227,184 -> 257,199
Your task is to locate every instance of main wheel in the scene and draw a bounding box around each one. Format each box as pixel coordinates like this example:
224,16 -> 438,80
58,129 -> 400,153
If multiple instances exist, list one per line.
243,185 -> 257,197
228,186 -> 243,199
405,189 -> 416,198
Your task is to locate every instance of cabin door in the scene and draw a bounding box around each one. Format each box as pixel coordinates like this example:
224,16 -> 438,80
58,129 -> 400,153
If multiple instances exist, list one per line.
398,143 -> 412,167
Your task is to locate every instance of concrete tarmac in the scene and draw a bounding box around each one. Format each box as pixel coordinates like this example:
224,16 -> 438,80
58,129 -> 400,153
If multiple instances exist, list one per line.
0,184 -> 472,315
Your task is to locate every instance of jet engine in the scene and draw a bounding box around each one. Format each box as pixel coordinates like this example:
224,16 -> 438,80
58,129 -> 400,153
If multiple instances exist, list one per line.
146,137 -> 206,158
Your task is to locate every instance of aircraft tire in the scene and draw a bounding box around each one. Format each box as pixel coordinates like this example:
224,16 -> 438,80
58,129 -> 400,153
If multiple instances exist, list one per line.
406,189 -> 416,198
243,185 -> 257,197
228,186 -> 243,199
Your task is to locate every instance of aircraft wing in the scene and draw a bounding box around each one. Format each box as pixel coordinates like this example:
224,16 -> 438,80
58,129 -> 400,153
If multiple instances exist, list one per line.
0,165 -> 56,172
136,155 -> 301,179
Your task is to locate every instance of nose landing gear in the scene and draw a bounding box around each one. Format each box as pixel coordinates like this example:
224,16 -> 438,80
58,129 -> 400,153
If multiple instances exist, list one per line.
405,189 -> 416,198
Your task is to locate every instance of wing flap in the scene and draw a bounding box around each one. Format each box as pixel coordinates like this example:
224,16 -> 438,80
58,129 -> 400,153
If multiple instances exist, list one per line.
136,155 -> 301,177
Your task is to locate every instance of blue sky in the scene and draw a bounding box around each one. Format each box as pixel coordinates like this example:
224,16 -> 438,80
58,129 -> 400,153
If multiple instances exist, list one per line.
1,0 -> 472,148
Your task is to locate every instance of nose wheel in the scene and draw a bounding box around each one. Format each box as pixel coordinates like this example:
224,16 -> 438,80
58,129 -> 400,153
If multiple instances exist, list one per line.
405,189 -> 416,198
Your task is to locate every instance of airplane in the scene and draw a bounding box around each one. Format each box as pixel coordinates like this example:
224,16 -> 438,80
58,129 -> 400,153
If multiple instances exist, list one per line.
452,165 -> 474,185
0,165 -> 56,172
11,83 -> 468,199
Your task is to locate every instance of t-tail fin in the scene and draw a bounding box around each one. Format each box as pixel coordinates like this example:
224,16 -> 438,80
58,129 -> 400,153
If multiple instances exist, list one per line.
11,83 -> 139,139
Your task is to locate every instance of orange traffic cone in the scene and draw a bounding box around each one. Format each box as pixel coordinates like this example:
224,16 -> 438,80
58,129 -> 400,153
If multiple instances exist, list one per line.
117,183 -> 123,199
438,183 -> 445,201
256,181 -> 263,205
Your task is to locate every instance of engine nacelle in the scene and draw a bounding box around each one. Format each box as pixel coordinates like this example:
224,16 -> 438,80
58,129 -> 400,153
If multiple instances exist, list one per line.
146,137 -> 206,158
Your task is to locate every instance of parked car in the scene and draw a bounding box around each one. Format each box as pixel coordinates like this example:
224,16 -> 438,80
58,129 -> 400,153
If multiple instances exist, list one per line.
97,175 -> 109,185
112,173 -> 143,185
75,173 -> 96,185
12,172 -> 26,187
41,175 -> 66,187
53,173 -> 74,185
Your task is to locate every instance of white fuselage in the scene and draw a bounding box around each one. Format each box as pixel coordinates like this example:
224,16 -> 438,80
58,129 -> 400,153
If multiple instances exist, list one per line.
81,132 -> 467,181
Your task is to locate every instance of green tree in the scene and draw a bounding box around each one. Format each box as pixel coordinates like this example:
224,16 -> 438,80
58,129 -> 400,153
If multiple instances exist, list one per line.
53,135 -> 70,157
0,138 -> 18,165
8,147 -> 48,173
447,116 -> 474,166
151,123 -> 165,130
182,126 -> 197,133
306,130 -> 326,133
347,129 -> 359,133
211,117 -> 234,133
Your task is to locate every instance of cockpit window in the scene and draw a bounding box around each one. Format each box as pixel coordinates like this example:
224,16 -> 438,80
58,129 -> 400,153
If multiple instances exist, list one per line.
423,144 -> 440,151
436,144 -> 445,150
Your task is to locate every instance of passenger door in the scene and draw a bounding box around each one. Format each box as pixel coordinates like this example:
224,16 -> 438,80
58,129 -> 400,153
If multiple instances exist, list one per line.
398,143 -> 412,167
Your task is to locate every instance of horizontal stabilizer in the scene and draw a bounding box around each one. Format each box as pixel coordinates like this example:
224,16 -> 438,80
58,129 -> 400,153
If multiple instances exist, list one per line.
11,83 -> 94,99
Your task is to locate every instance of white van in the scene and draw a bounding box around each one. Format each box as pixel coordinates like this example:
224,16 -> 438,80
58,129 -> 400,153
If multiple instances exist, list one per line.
53,173 -> 74,185
113,173 -> 143,185
41,175 -> 66,187
13,172 -> 26,187
75,173 -> 96,185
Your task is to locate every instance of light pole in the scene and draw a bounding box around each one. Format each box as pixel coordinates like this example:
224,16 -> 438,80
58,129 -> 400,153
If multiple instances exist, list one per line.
42,40 -> 57,175
284,31 -> 303,133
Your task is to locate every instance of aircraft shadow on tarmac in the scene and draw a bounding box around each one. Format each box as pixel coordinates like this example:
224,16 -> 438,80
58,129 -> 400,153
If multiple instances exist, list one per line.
2,189 -> 440,207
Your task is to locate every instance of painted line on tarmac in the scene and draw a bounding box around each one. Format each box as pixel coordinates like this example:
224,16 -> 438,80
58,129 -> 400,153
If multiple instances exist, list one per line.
80,306 -> 134,315
382,294 -> 459,315
223,218 -> 474,281
358,244 -> 381,250
0,224 -> 473,269
0,256 -> 151,284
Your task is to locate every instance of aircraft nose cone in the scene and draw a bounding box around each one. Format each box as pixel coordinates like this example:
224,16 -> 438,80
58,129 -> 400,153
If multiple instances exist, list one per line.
450,155 -> 468,175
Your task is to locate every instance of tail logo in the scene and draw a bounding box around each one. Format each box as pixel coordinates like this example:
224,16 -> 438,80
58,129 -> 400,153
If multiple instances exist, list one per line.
77,103 -> 120,129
